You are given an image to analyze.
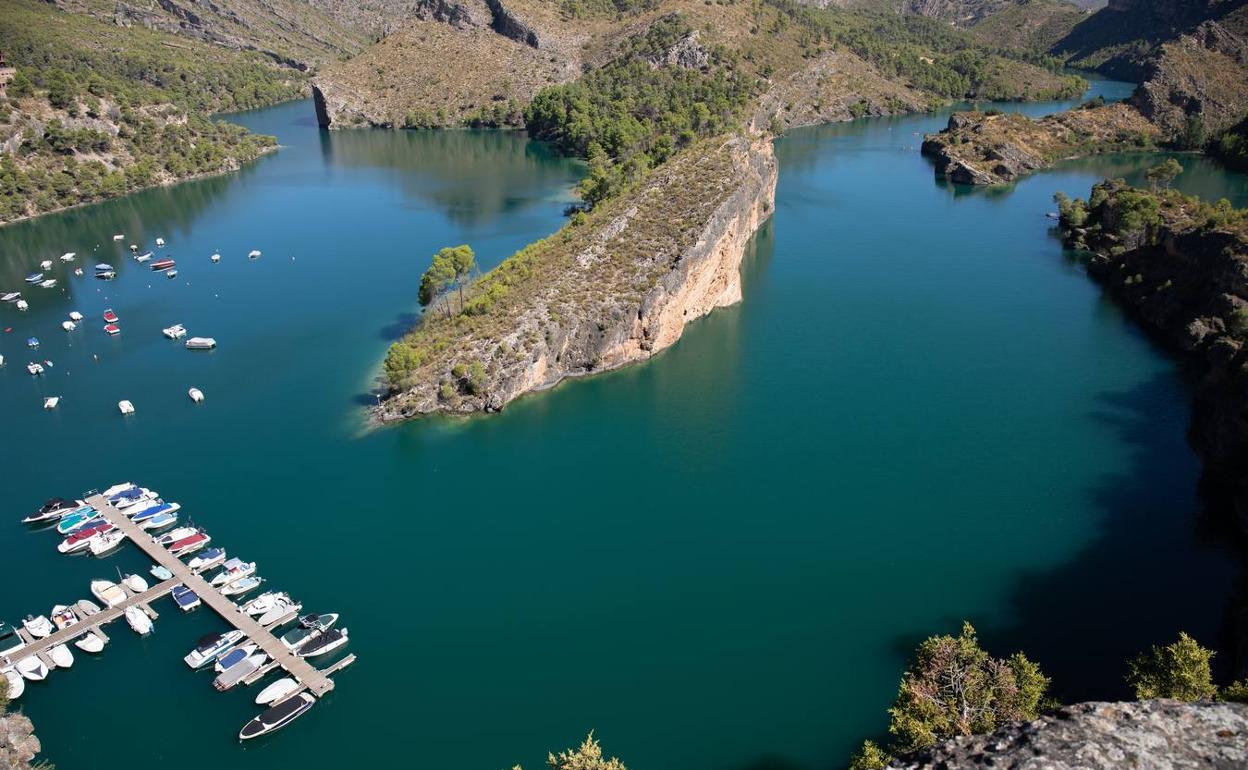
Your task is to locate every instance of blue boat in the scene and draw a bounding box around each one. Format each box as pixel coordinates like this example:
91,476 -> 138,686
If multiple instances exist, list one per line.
24,273 -> 43,283
56,508 -> 102,535
26,337 -> 38,348
172,584 -> 200,612
213,644 -> 253,671
142,511 -> 178,530
110,487 -> 145,503
93,263 -> 113,272
131,502 -> 177,523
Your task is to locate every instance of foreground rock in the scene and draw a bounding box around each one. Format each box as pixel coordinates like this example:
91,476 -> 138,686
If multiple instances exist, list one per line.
0,712 -> 40,769
891,700 -> 1248,770
376,133 -> 776,417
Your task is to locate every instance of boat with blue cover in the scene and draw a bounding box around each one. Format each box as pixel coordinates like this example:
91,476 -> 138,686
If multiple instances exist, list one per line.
141,511 -> 178,530
24,273 -> 43,283
172,584 -> 201,612
131,502 -> 180,523
56,508 -> 101,535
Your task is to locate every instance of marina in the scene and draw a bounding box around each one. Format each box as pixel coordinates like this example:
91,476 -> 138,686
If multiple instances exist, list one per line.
2,484 -> 352,739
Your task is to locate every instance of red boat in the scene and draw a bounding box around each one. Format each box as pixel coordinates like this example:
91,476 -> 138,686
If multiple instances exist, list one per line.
58,522 -> 115,553
168,532 -> 211,557
102,309 -> 118,323
150,259 -> 176,271
104,324 -> 120,335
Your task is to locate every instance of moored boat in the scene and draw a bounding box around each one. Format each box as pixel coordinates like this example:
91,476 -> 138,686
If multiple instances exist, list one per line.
185,337 -> 216,350
187,547 -> 226,572
257,600 -> 301,627
210,558 -> 255,586
104,323 -> 120,336
125,606 -> 153,635
248,249 -> 261,259
90,579 -> 127,608
51,605 -> 78,630
118,400 -> 136,415
295,627 -> 348,658
172,584 -> 200,611
39,279 -> 56,289
135,252 -> 153,262
214,643 -> 257,673
2,668 -> 24,701
131,501 -> 180,523
255,677 -> 298,705
24,273 -> 43,283
48,644 -> 74,668
238,693 -> 315,741
110,486 -> 155,507
279,613 -> 338,650
242,591 -> 290,617
74,632 -> 106,653
102,482 -> 135,497
156,526 -> 198,546
22,498 -> 83,525
156,237 -> 165,247
1,291 -> 20,302
75,599 -> 101,617
122,574 -> 148,593
184,629 -> 245,669
140,511 -> 178,530
102,309 -> 118,323
169,532 -> 211,557
189,387 -> 204,403
214,653 -> 267,692
62,320 -> 75,331
151,258 -> 175,271
69,311 -> 84,322
60,252 -> 75,261
88,530 -> 126,556
0,623 -> 26,657
21,615 -> 53,639
220,575 -> 263,596
58,522 -> 114,553
16,657 -> 48,681
151,565 -> 173,580
162,324 -> 186,339
43,396 -> 60,411
56,508 -> 102,535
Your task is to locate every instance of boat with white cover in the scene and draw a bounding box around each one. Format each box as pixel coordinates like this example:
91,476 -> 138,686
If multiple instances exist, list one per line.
74,632 -> 106,653
255,677 -> 298,706
257,600 -> 301,627
118,400 -> 135,415
156,526 -> 198,546
43,396 -> 60,410
242,592 -> 289,617
102,482 -> 135,497
16,657 -> 47,681
125,606 -> 152,635
123,574 -> 148,593
189,387 -> 204,403
69,311 -> 83,322
60,252 -> 75,262
239,693 -> 315,741
75,600 -> 100,617
185,337 -> 216,350
210,558 -> 255,586
151,565 -> 173,580
90,579 -> 127,608
48,644 -> 73,668
62,321 -> 75,331
88,530 -> 126,556
2,668 -> 24,700
162,324 -> 186,340
184,630 -> 245,669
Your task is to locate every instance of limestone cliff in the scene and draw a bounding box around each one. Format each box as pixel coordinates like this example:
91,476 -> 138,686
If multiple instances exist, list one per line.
375,134 -> 776,418
891,700 -> 1248,770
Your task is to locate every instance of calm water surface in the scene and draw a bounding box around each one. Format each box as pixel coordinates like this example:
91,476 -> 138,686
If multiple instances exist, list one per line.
1,82 -> 1246,770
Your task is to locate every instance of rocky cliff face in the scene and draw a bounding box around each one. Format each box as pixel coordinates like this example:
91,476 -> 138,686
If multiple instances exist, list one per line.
1131,17 -> 1248,138
375,134 -> 777,418
891,700 -> 1248,770
1062,180 -> 1248,532
0,712 -> 40,770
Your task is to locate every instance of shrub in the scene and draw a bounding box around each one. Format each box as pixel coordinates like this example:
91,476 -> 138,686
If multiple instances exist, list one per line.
1126,632 -> 1217,701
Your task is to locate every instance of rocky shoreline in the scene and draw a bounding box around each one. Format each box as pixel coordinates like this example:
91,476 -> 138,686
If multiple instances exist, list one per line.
0,711 -> 40,770
374,132 -> 777,419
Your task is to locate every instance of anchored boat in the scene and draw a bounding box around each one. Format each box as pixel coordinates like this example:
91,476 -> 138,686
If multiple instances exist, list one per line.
239,693 -> 315,741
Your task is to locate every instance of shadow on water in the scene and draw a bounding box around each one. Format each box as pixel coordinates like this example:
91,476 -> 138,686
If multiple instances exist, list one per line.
980,367 -> 1247,702
378,311 -> 419,342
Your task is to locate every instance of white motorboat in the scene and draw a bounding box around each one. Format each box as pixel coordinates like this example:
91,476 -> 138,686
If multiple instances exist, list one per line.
189,387 -> 204,403
15,299 -> 28,311
124,606 -> 153,635
39,279 -> 57,289
51,604 -> 78,631
162,324 -> 186,340
210,559 -> 255,586
135,252 -> 152,262
22,498 -> 85,525
123,574 -> 148,593
16,657 -> 48,681
214,653 -> 267,692
27,362 -> 44,375
102,482 -> 135,497
2,668 -> 24,700
151,565 -> 173,580
118,400 -> 135,415
90,579 -> 127,608
255,677 -> 298,705
156,526 -> 197,546
241,591 -> 288,617
22,615 -> 53,638
210,252 -> 220,263
295,627 -> 348,658
60,252 -> 76,262
74,632 -> 106,653
221,576 -> 262,596
140,511 -> 178,530
184,630 -> 245,669
88,530 -> 125,556
185,337 -> 216,350
155,238 -> 165,247
1,291 -> 20,302
62,320 -> 76,331
75,599 -> 101,617
112,234 -> 124,241
257,600 -> 300,627
69,311 -> 84,322
48,644 -> 74,668
39,260 -> 53,270
112,488 -> 157,509
248,249 -> 261,259
239,693 -> 315,741
214,642 -> 258,673
43,397 -> 59,410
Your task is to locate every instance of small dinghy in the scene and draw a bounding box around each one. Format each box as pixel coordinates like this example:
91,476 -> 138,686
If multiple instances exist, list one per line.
39,279 -> 57,289
162,324 -> 186,339
90,579 -> 127,608
16,657 -> 48,681
74,267 -> 83,275
123,574 -> 148,593
215,643 -> 258,673
22,615 -> 54,638
27,362 -> 44,375
166,269 -> 178,279
113,234 -> 124,241
60,252 -> 76,262
102,309 -> 118,323
75,599 -> 101,617
40,260 -> 53,270
96,270 -> 115,280
51,605 -> 79,630
156,237 -> 165,247
239,693 -> 315,741
172,584 -> 200,611
62,320 -> 76,331
151,565 -> 173,580
69,311 -> 84,322
188,387 -> 204,403
49,644 -> 74,668
2,668 -> 25,700
255,677 -> 298,705
16,299 -> 28,310
118,400 -> 135,415
210,252 -> 221,263
26,337 -> 39,348
43,397 -> 59,411
74,632 -> 106,653
187,548 -> 226,572
104,323 -> 120,336
151,258 -> 175,271
125,606 -> 153,635
248,249 -> 261,259
135,252 -> 152,262
185,337 -> 216,350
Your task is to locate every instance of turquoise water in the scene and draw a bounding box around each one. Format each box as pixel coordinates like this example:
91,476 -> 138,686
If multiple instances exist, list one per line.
2,80 -> 1246,770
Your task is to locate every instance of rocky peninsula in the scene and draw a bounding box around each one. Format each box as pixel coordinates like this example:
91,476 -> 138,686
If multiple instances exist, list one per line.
0,709 -> 39,770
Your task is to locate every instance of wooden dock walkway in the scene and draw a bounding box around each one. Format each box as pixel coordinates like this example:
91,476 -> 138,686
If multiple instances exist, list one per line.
1,578 -> 178,668
86,495 -> 335,697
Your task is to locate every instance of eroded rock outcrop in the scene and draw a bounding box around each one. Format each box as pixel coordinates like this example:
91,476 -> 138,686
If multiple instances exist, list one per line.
0,712 -> 41,769
891,700 -> 1248,770
375,134 -> 776,418
1131,19 -> 1248,138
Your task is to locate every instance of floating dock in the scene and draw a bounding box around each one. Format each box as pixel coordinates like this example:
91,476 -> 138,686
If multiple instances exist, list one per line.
85,494 -> 336,697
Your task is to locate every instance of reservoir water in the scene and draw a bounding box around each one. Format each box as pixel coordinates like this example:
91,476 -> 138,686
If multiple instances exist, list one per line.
2,81 -> 1246,769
